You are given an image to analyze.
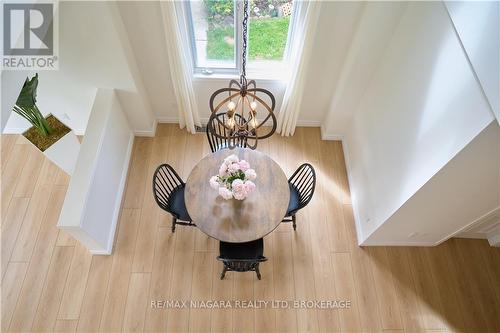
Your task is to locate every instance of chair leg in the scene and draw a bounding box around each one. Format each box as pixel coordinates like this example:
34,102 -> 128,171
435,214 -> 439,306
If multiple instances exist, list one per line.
255,264 -> 261,280
220,266 -> 227,280
171,217 -> 176,233
292,214 -> 297,231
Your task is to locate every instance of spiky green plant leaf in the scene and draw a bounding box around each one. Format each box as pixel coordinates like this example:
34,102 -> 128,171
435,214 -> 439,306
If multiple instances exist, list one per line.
15,73 -> 38,108
13,73 -> 52,137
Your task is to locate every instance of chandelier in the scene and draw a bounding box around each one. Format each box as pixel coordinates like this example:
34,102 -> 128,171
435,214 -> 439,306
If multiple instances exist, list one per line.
207,0 -> 277,150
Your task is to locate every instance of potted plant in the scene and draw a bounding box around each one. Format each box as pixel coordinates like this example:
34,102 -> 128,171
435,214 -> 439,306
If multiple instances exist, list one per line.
13,73 -> 80,174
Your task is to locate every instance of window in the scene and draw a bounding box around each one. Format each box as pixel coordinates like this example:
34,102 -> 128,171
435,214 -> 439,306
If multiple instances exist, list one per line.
186,0 -> 294,75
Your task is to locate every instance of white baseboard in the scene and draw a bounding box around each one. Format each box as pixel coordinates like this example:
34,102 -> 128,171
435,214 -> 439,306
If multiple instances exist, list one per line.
158,116 -> 321,128
360,240 -> 441,246
456,232 -> 489,239
157,116 -> 180,124
488,232 -> 500,247
296,120 -> 322,127
89,249 -> 113,255
134,119 -> 158,137
455,206 -> 500,234
321,133 -> 344,141
443,206 -> 500,246
320,124 -> 344,141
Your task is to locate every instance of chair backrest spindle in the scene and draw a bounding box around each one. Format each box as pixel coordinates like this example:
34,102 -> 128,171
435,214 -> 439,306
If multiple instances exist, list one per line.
206,112 -> 248,153
152,164 -> 185,214
288,163 -> 316,212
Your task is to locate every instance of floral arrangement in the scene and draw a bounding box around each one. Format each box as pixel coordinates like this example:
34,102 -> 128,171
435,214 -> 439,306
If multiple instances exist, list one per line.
210,154 -> 257,200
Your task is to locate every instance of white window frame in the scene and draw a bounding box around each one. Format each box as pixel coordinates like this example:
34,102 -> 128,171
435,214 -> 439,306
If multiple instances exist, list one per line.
183,0 -> 297,79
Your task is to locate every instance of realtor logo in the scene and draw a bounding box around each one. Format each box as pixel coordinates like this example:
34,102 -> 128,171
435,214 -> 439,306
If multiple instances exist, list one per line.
2,2 -> 58,69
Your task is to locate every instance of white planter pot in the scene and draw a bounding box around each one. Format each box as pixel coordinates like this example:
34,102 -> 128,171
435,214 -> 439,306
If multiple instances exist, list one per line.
43,130 -> 80,175
22,114 -> 81,175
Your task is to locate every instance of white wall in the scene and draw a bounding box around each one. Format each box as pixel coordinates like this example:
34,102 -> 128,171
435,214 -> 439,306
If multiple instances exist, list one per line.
116,1 -> 178,120
365,121 -> 500,245
322,2 -> 406,138
445,1 -> 500,124
340,2 -> 496,244
1,71 -> 33,132
290,1 -> 363,125
58,89 -> 133,254
3,1 -> 155,135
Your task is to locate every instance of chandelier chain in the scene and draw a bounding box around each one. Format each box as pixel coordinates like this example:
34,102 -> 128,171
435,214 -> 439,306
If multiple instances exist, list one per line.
241,0 -> 249,80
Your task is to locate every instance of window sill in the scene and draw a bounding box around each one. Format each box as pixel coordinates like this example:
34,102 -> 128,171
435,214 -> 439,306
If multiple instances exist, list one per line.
193,67 -> 289,82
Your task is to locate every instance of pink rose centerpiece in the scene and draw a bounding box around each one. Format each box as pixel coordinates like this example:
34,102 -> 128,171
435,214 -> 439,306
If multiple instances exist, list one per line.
209,154 -> 257,200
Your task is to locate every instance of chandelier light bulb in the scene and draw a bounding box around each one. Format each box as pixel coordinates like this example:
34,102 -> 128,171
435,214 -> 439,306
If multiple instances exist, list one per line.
250,101 -> 257,111
227,101 -> 236,111
250,117 -> 259,129
226,116 -> 235,129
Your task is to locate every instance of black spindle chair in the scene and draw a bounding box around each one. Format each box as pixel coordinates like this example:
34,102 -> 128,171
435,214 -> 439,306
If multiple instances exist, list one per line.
282,163 -> 316,230
217,238 -> 268,280
152,164 -> 195,232
206,112 -> 247,153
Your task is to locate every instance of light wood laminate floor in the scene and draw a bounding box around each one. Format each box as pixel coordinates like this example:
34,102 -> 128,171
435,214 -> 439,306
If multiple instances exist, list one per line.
1,125 -> 500,333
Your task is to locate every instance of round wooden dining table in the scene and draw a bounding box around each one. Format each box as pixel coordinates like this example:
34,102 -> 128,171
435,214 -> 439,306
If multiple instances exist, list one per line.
185,147 -> 290,243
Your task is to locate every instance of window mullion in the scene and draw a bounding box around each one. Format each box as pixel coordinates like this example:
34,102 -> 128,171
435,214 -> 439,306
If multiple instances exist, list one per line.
184,1 -> 198,70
